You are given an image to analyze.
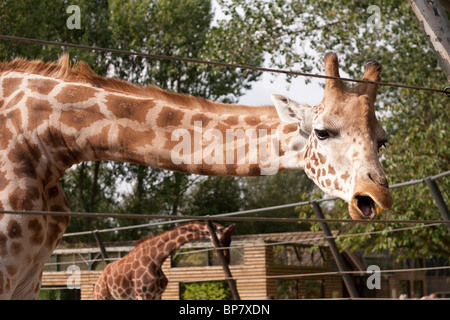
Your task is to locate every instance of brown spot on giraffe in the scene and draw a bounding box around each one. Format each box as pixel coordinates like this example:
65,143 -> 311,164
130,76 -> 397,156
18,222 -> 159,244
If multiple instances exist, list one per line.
341,171 -> 350,182
0,233 -> 7,258
2,78 -> 22,98
0,172 -> 10,191
9,143 -> 41,180
249,164 -> 261,176
105,95 -> 154,123
191,113 -> 212,127
10,242 -> 24,255
49,205 -> 67,212
116,125 -> 154,164
59,103 -> 105,130
47,186 -> 59,198
54,84 -> 97,104
318,152 -> 327,164
6,265 -> 18,277
45,222 -> 62,249
328,164 -> 336,175
156,106 -> 183,127
0,120 -> 13,150
8,188 -> 38,211
244,115 -> 261,126
225,163 -> 238,176
0,101 -> 24,132
310,152 -> 319,167
27,79 -> 59,96
334,179 -> 341,191
223,115 -> 239,126
6,220 -> 22,239
281,124 -> 297,135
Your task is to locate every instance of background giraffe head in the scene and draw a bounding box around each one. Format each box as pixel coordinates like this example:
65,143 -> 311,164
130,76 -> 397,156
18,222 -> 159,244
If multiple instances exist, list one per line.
272,52 -> 393,220
214,223 -> 235,263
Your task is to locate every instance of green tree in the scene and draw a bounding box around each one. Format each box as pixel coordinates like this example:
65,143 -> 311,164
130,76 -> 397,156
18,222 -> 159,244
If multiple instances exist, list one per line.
0,0 -> 121,242
240,171 -> 315,235
180,281 -> 232,300
278,0 -> 450,260
105,0 -> 266,238
188,176 -> 244,216
1,0 -> 312,242
0,0 -> 112,71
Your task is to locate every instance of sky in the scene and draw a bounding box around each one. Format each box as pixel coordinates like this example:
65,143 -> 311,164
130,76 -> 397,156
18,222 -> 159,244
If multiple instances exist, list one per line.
210,0 -> 325,108
237,70 -> 324,107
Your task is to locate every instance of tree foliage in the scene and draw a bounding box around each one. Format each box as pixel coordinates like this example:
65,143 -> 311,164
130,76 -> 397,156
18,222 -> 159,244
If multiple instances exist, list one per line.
180,281 -> 232,300
283,0 -> 450,260
212,0 -> 449,259
1,1 -> 447,261
0,0 -> 313,242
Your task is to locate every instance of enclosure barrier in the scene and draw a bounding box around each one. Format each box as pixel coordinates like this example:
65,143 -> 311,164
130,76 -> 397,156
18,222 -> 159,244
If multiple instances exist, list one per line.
0,34 -> 448,299
1,170 -> 448,299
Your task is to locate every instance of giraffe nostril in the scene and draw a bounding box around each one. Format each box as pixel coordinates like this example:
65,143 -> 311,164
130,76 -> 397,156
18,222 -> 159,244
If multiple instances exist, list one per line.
367,172 -> 389,189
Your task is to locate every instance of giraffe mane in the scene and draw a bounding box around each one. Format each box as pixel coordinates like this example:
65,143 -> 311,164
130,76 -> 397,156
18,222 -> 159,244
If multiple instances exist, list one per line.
135,233 -> 157,245
0,54 -> 277,116
134,222 -> 210,246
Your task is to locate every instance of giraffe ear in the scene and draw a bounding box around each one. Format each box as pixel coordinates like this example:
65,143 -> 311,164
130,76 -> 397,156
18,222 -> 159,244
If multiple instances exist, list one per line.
271,94 -> 313,133
221,224 -> 235,236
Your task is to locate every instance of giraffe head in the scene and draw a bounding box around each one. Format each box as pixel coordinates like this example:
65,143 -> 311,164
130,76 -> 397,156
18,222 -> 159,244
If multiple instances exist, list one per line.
272,52 -> 393,220
214,223 -> 235,263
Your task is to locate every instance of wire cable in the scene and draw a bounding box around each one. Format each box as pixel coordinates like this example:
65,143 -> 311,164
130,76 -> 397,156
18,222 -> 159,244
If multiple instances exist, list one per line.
0,34 -> 449,96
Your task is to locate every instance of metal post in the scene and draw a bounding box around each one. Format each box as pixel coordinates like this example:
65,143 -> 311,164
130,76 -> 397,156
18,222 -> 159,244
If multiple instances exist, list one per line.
312,201 -> 359,298
93,230 -> 110,264
206,220 -> 240,300
425,177 -> 450,233
409,0 -> 450,81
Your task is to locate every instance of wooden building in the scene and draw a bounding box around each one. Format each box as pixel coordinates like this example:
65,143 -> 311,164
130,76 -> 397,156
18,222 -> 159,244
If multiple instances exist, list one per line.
41,230 -> 345,299
161,230 -> 343,299
40,230 -> 433,300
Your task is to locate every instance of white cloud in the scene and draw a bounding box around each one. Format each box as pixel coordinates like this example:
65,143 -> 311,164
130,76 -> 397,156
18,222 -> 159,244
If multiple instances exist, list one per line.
238,72 -> 324,107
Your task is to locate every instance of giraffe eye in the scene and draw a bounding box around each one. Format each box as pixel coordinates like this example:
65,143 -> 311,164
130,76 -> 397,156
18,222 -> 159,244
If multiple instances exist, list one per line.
314,129 -> 331,140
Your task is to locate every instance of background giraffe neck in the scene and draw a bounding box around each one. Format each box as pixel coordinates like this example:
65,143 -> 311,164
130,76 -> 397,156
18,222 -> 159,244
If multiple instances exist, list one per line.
141,222 -> 211,266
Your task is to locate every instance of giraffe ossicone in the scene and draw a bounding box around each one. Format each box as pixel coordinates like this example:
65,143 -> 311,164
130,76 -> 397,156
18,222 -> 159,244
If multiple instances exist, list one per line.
0,51 -> 392,299
93,221 -> 235,300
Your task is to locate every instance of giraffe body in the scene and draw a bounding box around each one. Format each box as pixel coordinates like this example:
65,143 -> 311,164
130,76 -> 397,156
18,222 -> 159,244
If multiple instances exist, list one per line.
93,222 -> 234,300
0,53 -> 392,299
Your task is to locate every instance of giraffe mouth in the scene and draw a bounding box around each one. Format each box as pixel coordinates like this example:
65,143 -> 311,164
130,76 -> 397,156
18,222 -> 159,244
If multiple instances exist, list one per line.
350,195 -> 377,220
356,196 -> 376,219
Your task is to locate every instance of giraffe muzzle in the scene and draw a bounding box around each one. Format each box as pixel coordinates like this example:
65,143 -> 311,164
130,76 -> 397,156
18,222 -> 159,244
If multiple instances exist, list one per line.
349,181 -> 393,220
351,195 -> 377,219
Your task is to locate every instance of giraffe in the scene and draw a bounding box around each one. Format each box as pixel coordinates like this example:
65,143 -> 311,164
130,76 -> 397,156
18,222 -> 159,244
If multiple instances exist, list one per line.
93,221 -> 235,300
0,52 -> 392,299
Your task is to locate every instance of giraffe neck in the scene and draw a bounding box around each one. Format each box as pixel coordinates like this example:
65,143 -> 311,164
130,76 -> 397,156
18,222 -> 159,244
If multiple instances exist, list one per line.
9,71 -> 299,178
141,222 -> 211,267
